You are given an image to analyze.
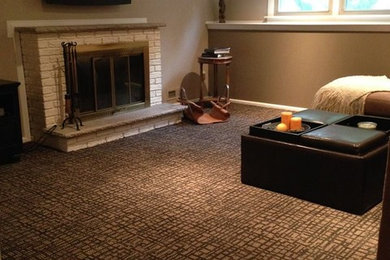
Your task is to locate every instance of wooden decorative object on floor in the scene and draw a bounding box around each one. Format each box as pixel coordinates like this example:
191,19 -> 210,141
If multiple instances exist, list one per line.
178,88 -> 230,125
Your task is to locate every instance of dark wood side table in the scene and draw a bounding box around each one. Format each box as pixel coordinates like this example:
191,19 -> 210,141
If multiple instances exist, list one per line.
0,79 -> 22,164
198,55 -> 232,102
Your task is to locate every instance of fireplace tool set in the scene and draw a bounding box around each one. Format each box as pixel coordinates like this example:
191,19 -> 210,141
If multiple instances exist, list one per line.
61,41 -> 83,130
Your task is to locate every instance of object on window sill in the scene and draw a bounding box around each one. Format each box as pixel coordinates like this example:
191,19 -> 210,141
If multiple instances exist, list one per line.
219,0 -> 226,23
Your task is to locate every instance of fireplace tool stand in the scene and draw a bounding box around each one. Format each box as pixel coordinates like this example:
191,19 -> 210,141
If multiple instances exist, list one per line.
61,42 -> 83,130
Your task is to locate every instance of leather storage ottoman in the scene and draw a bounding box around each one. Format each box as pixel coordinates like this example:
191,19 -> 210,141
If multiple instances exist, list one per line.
241,114 -> 389,215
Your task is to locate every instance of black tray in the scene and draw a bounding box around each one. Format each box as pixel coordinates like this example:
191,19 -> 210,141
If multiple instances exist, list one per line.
249,117 -> 324,143
335,115 -> 390,136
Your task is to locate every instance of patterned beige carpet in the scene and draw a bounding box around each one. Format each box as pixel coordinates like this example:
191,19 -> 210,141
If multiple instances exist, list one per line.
0,104 -> 381,259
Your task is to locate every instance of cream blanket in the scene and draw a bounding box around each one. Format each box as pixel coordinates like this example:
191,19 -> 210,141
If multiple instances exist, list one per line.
312,75 -> 390,115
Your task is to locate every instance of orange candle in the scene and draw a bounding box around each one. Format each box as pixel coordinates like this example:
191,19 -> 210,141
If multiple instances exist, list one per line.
290,117 -> 302,131
281,111 -> 292,129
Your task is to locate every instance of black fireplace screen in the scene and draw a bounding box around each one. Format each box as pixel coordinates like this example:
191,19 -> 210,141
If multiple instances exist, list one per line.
76,43 -> 149,117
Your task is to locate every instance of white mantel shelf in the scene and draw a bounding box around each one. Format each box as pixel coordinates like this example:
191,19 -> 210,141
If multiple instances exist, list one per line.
7,18 -> 165,38
14,23 -> 166,34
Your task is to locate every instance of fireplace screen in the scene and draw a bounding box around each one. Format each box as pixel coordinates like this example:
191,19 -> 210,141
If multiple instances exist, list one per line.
76,42 -> 149,117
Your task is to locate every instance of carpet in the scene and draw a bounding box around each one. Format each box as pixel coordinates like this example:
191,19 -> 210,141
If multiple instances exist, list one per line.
0,104 -> 381,259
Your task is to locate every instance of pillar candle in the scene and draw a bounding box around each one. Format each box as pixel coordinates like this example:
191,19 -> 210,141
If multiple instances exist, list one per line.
281,111 -> 292,129
290,117 -> 302,131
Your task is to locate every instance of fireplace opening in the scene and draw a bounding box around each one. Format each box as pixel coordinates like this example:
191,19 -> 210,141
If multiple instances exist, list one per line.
75,42 -> 150,119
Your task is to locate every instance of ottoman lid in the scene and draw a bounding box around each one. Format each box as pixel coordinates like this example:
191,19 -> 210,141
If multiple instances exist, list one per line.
301,124 -> 387,155
293,109 -> 349,125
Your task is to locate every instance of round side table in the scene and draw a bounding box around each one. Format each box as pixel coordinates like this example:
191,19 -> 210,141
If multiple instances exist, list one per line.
198,55 -> 232,102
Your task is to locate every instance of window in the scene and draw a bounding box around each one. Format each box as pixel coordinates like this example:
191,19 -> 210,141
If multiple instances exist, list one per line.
344,0 -> 390,12
277,0 -> 330,13
271,0 -> 390,16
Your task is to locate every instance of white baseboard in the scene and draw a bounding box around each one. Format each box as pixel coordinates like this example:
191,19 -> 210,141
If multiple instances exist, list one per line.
230,99 -> 307,112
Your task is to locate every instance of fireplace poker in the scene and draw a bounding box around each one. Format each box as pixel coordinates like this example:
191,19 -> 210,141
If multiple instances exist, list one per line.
62,42 -> 72,117
70,43 -> 82,127
61,41 -> 83,130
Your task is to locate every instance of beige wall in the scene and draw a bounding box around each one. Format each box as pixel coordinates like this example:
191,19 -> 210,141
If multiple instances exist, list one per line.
0,0 -> 218,101
209,30 -> 390,108
224,0 -> 267,21
210,2 -> 390,108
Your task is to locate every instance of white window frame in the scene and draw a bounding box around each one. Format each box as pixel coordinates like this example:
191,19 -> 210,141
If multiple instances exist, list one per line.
266,0 -> 390,23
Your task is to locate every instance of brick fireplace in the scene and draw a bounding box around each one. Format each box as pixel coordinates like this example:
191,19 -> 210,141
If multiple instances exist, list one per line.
8,19 -> 184,152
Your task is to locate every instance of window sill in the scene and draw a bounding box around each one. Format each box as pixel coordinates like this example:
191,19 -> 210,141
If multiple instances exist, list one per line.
206,18 -> 390,32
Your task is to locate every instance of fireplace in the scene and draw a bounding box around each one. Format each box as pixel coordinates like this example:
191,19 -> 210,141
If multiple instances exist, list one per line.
8,19 -> 185,152
75,42 -> 150,119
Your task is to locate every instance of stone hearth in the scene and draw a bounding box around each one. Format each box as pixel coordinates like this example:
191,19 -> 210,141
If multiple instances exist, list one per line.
45,103 -> 184,152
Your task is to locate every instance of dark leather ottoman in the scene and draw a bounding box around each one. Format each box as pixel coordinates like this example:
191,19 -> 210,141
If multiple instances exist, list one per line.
241,110 -> 389,215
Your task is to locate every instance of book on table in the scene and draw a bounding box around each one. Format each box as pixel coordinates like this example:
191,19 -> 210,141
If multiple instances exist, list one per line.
201,53 -> 225,58
203,47 -> 231,55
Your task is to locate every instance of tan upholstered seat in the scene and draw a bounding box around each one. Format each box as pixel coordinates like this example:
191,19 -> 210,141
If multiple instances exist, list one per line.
364,91 -> 390,118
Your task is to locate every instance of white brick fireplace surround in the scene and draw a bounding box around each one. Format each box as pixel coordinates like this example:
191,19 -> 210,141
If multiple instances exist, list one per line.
7,18 -> 185,152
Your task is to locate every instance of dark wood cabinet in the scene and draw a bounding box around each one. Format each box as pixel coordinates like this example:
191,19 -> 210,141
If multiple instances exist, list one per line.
0,80 -> 22,164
